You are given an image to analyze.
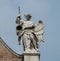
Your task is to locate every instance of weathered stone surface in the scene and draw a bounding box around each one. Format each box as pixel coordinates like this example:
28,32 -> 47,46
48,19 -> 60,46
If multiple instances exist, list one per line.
23,53 -> 40,61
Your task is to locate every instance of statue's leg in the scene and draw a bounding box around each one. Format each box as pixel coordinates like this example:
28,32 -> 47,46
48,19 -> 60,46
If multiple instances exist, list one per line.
22,34 -> 30,51
32,33 -> 39,49
29,34 -> 37,49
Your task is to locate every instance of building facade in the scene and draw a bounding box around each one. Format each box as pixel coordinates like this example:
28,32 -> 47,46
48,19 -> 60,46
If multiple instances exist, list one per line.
0,37 -> 22,61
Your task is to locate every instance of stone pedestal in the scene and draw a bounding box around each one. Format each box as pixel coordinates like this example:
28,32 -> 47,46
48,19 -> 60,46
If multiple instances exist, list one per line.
23,53 -> 40,61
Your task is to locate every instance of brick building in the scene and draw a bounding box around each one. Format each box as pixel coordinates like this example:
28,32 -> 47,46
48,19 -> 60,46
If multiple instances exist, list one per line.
0,37 -> 22,61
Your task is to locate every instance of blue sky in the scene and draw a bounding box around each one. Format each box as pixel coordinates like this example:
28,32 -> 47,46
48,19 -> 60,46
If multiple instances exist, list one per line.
0,0 -> 60,61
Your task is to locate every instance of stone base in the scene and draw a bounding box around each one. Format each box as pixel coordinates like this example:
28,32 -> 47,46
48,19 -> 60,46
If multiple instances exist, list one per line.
22,53 -> 40,61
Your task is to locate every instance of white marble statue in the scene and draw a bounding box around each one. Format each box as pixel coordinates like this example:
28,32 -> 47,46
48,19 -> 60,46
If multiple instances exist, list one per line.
16,13 -> 44,53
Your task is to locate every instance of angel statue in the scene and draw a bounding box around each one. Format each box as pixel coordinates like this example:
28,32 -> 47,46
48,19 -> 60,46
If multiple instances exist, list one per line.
16,13 -> 44,53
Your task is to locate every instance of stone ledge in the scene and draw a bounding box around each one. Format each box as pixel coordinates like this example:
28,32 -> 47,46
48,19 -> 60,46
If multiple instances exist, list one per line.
23,52 -> 40,56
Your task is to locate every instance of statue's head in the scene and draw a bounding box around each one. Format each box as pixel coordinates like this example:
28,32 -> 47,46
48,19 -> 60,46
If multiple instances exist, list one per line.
24,13 -> 32,20
38,20 -> 43,24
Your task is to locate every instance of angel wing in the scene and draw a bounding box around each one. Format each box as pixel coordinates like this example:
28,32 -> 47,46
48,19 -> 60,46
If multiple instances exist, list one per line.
34,22 -> 44,42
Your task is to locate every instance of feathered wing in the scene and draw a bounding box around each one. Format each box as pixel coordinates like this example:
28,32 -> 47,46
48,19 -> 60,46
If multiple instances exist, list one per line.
34,23 -> 44,42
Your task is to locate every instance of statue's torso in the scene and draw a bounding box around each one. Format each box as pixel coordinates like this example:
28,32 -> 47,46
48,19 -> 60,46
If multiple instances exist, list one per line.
22,20 -> 34,29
